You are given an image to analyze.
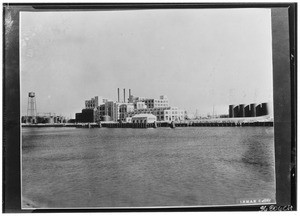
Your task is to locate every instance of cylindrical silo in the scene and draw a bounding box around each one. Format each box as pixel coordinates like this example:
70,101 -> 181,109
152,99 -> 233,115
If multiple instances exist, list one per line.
238,104 -> 245,117
233,105 -> 239,118
261,103 -> 270,116
244,105 -> 251,117
229,105 -> 235,118
250,103 -> 257,117
256,104 -> 262,116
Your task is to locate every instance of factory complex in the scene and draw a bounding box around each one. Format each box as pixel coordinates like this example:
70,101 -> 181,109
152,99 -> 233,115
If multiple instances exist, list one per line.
21,90 -> 272,127
75,88 -> 185,124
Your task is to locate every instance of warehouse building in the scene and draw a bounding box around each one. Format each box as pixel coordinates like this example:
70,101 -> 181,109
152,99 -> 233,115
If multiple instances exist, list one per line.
132,114 -> 157,124
75,109 -> 96,123
126,106 -> 184,122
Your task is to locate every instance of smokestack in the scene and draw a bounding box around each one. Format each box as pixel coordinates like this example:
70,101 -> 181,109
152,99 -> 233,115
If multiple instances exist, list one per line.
117,88 -> 120,102
128,89 -> 132,103
123,88 -> 126,103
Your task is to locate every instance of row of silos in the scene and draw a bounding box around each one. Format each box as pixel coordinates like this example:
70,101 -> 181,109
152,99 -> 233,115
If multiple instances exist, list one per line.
229,103 -> 270,118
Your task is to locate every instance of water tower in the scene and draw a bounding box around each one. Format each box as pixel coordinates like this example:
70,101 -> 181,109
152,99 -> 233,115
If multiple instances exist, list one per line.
27,92 -> 37,122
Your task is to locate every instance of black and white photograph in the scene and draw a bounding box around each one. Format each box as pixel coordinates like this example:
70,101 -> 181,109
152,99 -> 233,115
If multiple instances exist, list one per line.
19,8 -> 277,209
2,3 -> 296,212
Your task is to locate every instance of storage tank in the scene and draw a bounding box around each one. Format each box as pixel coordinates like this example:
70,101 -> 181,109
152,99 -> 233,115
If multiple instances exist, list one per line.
261,103 -> 270,116
28,92 -> 35,98
250,103 -> 257,117
229,105 -> 235,118
233,105 -> 239,118
244,105 -> 251,117
238,104 -> 245,117
256,104 -> 263,116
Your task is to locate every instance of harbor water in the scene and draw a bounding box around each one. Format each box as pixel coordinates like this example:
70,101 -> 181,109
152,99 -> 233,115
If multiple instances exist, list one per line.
22,127 -> 275,208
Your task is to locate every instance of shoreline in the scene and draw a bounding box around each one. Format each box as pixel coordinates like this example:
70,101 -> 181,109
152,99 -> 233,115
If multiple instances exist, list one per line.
22,120 -> 274,128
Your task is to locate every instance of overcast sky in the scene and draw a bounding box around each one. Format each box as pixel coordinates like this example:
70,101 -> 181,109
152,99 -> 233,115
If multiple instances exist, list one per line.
21,9 -> 273,118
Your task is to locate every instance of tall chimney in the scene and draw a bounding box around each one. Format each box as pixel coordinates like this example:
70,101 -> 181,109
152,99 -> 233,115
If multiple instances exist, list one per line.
117,88 -> 120,102
123,88 -> 126,103
128,89 -> 132,103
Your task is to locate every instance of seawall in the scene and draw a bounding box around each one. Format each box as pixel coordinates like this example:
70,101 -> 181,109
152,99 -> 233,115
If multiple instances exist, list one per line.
22,121 -> 273,128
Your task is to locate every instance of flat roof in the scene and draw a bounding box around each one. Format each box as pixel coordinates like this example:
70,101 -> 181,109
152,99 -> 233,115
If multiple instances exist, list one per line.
132,114 -> 157,118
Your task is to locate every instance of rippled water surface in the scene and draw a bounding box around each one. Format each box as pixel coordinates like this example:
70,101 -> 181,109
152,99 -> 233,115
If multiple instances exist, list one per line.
22,127 -> 275,208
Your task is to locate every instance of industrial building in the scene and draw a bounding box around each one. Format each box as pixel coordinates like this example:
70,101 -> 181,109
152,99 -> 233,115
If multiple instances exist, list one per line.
128,95 -> 169,109
85,96 -> 99,109
126,107 -> 185,122
140,96 -> 169,109
75,109 -> 96,123
119,103 -> 135,121
75,88 -> 185,123
228,102 -> 270,118
131,114 -> 157,124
